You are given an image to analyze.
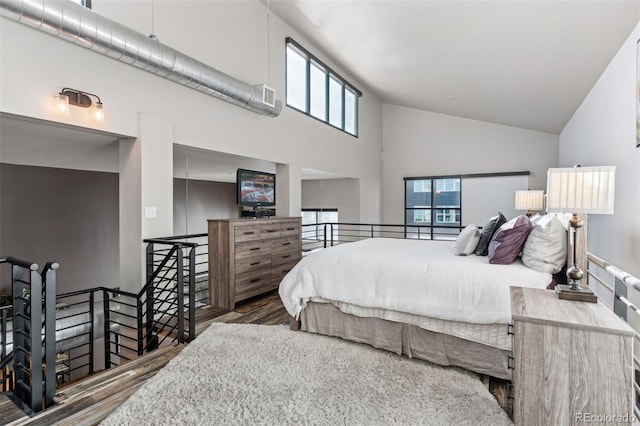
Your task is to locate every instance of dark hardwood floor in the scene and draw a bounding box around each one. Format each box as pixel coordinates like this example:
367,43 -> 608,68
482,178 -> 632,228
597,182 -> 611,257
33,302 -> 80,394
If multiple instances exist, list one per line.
0,290 -> 509,425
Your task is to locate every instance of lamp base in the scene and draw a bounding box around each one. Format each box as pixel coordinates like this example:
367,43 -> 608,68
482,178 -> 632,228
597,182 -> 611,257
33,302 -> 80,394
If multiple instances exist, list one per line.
555,284 -> 598,303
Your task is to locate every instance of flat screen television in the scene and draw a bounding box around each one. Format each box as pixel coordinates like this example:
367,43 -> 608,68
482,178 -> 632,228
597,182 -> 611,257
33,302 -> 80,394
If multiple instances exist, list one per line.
237,168 -> 276,208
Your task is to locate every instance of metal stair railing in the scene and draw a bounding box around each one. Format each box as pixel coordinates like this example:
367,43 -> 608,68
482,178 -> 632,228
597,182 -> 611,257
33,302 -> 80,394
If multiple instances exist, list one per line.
0,232 -> 210,415
143,233 -> 208,349
0,256 -> 58,414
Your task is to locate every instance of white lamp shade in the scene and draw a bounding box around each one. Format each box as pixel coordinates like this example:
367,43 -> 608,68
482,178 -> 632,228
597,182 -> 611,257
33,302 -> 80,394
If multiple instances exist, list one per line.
546,166 -> 615,214
515,190 -> 544,210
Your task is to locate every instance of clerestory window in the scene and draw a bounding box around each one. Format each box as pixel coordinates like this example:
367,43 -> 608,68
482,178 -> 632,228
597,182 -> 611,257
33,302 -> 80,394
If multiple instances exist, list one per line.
286,38 -> 361,137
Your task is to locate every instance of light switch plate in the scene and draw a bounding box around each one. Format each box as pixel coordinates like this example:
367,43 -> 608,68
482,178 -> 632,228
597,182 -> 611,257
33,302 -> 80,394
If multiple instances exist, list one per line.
145,206 -> 157,219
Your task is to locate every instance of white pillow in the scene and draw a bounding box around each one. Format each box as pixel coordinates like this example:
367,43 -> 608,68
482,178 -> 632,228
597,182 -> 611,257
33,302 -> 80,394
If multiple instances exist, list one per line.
529,213 -> 542,225
521,215 -> 567,274
455,224 -> 481,256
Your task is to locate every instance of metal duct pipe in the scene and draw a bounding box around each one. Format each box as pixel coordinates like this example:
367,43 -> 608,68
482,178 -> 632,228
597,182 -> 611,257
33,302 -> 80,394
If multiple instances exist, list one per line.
0,0 -> 282,117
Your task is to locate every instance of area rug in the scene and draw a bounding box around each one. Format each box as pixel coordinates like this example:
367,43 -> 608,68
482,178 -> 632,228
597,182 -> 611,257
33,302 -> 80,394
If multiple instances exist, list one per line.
101,323 -> 512,425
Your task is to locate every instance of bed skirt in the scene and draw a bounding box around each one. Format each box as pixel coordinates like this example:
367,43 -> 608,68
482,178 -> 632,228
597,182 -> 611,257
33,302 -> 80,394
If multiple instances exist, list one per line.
299,301 -> 512,381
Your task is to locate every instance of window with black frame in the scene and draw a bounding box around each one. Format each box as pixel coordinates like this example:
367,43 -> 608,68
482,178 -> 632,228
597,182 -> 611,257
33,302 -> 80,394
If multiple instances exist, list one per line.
286,38 -> 360,137
404,177 -> 461,240
70,0 -> 91,8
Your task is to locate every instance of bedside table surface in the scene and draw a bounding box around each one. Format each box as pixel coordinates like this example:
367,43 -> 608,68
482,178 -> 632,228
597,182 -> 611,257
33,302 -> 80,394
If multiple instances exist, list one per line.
510,286 -> 634,336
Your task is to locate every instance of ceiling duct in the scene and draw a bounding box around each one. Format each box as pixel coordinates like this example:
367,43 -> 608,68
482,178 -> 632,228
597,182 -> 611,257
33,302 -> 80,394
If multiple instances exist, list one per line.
0,0 -> 282,117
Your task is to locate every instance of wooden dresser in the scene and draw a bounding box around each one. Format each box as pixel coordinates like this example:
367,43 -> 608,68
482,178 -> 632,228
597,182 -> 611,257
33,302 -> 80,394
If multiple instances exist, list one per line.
510,286 -> 634,425
208,217 -> 302,310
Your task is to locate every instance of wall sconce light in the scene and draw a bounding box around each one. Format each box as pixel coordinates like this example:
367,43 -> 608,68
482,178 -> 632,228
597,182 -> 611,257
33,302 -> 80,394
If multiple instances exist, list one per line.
55,88 -> 104,124
54,92 -> 70,116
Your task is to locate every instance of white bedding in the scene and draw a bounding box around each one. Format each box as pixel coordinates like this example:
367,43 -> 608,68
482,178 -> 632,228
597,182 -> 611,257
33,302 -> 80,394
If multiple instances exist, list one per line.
279,238 -> 552,324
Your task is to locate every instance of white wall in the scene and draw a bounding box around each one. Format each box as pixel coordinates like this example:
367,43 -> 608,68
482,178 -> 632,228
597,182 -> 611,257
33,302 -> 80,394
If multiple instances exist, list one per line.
0,0 -> 383,220
382,104 -> 559,224
559,22 -> 640,279
0,0 -> 383,289
302,179 -> 360,223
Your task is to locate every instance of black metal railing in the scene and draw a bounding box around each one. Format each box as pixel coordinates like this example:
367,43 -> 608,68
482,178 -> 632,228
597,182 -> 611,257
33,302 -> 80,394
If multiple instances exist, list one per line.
143,233 -> 209,348
51,287 -> 125,381
1,304 -> 12,393
301,222 -> 463,252
1,233 -> 209,412
0,256 -> 58,414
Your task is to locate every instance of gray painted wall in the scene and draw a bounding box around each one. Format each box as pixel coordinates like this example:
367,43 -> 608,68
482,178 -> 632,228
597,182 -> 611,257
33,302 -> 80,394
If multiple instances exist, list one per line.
0,169 -> 250,294
0,164 -> 119,294
381,104 -> 559,224
173,178 -> 239,235
559,22 -> 640,281
301,179 -> 360,223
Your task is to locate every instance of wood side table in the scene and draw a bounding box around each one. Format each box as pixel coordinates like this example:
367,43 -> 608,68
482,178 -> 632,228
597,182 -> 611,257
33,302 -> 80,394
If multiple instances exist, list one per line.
510,286 -> 634,425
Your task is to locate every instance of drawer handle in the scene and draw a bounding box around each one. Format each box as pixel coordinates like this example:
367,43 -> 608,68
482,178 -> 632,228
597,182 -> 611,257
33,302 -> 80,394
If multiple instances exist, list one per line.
250,247 -> 261,251
282,242 -> 291,246
286,227 -> 296,231
250,261 -> 261,266
282,255 -> 291,259
266,229 -> 277,233
250,278 -> 261,283
243,231 -> 255,235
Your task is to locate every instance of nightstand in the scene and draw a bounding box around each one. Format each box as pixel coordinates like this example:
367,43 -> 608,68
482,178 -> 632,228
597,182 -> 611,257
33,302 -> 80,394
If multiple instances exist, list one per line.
510,286 -> 634,425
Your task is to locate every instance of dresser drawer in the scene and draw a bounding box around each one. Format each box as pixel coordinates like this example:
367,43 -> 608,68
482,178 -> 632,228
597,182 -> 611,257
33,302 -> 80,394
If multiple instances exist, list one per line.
260,223 -> 282,239
271,237 -> 300,254
235,269 -> 274,300
235,241 -> 269,259
234,224 -> 262,242
272,259 -> 300,284
235,254 -> 271,275
271,237 -> 300,265
272,249 -> 300,266
280,221 -> 301,238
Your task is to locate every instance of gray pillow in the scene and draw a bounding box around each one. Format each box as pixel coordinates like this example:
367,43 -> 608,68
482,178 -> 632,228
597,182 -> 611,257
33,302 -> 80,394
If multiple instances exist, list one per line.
455,224 -> 480,255
475,212 -> 507,256
521,215 -> 567,274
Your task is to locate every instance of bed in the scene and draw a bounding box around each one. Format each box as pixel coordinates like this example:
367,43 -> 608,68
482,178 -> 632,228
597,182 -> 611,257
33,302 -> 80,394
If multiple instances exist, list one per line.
279,218 -> 565,380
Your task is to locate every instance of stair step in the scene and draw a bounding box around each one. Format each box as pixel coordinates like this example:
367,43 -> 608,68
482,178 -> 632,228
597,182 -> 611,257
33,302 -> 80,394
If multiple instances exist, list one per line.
0,392 -> 28,424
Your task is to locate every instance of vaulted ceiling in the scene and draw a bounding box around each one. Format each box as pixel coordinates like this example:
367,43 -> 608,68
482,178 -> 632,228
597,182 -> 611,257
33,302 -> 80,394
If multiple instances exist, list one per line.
267,0 -> 640,134
2,1 -> 639,180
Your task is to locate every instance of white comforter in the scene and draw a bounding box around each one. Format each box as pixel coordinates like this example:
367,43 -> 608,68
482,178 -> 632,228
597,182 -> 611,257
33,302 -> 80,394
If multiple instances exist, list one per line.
279,238 -> 552,324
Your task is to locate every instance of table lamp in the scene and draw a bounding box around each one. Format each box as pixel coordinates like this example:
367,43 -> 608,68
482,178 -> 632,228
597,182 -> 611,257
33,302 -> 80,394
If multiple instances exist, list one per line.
515,190 -> 545,217
546,165 -> 615,302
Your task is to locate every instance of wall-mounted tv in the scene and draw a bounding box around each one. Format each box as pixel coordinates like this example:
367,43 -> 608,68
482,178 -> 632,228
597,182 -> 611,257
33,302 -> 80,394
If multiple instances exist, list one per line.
237,168 -> 276,208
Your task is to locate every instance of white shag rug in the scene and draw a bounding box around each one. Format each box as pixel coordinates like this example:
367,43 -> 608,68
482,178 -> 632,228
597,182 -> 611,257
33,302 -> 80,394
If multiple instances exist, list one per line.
101,323 -> 513,426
